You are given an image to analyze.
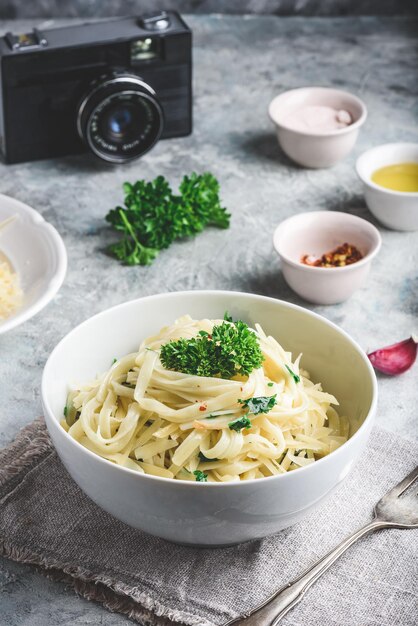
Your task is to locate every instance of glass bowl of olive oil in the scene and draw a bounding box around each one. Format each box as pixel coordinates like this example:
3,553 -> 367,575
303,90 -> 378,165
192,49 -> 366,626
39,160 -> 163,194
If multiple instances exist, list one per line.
356,143 -> 418,231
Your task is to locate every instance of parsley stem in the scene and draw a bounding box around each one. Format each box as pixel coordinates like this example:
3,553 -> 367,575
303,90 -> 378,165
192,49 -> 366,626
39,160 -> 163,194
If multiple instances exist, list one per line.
118,209 -> 143,250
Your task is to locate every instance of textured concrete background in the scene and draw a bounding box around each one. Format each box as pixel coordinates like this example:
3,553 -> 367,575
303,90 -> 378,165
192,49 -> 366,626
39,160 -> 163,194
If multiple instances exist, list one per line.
0,0 -> 417,18
0,13 -> 418,626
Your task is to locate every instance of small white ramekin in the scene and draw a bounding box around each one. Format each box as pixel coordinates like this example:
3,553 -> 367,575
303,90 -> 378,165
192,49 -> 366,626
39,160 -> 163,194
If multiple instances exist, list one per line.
356,143 -> 418,231
273,211 -> 381,305
269,87 -> 367,168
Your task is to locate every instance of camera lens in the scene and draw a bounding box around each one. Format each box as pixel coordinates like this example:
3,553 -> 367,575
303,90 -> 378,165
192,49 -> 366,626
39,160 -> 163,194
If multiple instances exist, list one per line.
108,107 -> 135,136
77,75 -> 163,163
99,101 -> 149,145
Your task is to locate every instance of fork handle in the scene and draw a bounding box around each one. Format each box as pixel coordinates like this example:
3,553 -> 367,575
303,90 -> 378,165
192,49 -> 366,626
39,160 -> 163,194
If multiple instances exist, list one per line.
228,519 -> 389,626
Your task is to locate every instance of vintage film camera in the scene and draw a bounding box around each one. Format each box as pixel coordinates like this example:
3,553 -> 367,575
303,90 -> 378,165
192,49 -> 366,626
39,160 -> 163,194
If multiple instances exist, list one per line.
0,11 -> 192,164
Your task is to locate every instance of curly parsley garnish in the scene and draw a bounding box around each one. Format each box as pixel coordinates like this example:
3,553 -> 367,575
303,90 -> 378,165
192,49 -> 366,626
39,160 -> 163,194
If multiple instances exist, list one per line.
193,470 -> 208,482
106,173 -> 230,266
160,315 -> 264,379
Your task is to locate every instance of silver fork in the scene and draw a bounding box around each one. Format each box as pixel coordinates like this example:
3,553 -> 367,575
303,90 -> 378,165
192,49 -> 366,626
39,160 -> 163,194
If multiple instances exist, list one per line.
227,466 -> 418,626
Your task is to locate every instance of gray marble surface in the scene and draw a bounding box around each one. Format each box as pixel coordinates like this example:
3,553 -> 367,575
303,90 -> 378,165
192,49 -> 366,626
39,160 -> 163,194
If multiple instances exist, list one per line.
1,0 -> 417,19
0,14 -> 417,626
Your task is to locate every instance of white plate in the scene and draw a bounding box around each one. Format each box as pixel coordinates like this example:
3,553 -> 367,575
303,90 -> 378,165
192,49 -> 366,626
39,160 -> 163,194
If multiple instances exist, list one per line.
0,193 -> 67,334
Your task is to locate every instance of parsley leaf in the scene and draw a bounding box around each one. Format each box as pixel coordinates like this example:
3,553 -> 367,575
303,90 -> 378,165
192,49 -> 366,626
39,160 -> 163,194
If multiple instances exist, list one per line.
228,415 -> 252,432
238,395 -> 277,415
160,317 -> 263,379
193,470 -> 208,482
179,172 -> 230,231
107,209 -> 159,266
267,382 -> 274,387
63,401 -> 79,427
106,173 -> 230,266
285,364 -> 301,383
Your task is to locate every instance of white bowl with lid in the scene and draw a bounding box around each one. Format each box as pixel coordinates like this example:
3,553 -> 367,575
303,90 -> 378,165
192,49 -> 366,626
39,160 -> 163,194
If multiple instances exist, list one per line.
356,143 -> 418,231
269,87 -> 367,168
0,193 -> 67,334
273,211 -> 381,305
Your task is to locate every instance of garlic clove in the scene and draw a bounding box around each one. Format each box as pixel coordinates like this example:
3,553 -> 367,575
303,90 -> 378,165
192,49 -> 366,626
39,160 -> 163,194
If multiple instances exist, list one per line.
367,335 -> 418,375
336,109 -> 352,125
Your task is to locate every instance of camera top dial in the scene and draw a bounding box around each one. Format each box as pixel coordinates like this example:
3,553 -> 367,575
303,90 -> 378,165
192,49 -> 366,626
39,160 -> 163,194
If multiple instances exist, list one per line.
77,74 -> 164,164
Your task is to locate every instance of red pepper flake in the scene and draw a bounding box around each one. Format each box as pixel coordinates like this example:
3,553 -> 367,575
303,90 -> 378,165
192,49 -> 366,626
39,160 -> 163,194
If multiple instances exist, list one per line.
199,404 -> 207,412
301,243 -> 363,268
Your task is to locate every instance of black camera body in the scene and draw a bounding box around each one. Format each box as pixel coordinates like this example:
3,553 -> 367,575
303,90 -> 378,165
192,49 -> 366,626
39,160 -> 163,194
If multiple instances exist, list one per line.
0,12 -> 192,164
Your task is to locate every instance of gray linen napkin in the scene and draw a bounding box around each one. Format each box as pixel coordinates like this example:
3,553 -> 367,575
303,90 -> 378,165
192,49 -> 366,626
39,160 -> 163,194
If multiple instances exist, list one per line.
1,419 -> 417,626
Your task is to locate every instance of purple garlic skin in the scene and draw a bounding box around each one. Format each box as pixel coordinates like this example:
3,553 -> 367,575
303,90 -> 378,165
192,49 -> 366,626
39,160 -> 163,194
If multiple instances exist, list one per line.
368,335 -> 418,375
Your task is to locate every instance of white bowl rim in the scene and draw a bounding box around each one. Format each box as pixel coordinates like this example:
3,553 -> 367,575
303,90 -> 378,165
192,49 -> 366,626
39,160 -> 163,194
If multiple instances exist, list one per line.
355,142 -> 418,198
42,290 -> 378,488
268,86 -> 368,138
273,211 -> 382,273
0,193 -> 67,334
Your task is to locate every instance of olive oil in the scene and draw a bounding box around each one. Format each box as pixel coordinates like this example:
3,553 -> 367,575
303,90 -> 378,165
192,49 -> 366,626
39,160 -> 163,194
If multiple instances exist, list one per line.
371,162 -> 418,192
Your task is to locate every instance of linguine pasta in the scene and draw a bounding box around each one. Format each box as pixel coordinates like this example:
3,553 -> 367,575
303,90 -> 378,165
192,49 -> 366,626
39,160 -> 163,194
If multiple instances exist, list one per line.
62,315 -> 349,482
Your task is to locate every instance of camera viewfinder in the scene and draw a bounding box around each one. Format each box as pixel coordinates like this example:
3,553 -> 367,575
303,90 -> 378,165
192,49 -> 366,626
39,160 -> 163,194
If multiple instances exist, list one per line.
130,38 -> 160,62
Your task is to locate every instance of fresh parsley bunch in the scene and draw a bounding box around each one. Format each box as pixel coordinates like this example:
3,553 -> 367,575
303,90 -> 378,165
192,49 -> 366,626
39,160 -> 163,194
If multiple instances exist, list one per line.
160,314 -> 264,379
106,172 -> 230,266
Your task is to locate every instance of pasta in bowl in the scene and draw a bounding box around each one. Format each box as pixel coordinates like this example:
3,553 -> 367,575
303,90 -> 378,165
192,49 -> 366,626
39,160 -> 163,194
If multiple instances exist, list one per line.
62,315 -> 349,482
42,291 -> 377,545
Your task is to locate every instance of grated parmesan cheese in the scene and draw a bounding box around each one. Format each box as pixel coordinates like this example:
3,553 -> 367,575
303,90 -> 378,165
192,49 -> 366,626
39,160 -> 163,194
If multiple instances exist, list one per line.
0,258 -> 23,321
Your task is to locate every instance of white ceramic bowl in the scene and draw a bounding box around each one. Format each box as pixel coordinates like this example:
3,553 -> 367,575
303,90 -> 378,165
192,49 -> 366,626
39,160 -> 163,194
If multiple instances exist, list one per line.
273,211 -> 381,305
0,194 -> 67,334
42,291 -> 377,546
269,87 -> 367,168
356,143 -> 418,231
